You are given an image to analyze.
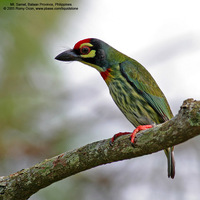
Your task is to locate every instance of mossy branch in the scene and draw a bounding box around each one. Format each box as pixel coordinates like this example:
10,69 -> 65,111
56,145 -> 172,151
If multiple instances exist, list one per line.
0,98 -> 200,200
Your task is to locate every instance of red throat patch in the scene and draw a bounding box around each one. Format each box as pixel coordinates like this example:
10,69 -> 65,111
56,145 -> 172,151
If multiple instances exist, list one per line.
74,38 -> 91,50
100,68 -> 112,81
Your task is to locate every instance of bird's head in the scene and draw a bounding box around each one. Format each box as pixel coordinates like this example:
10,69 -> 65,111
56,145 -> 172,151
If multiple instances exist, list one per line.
55,38 -> 125,73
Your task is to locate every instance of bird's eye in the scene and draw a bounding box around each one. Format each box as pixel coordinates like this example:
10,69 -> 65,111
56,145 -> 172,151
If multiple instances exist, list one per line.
80,46 -> 90,55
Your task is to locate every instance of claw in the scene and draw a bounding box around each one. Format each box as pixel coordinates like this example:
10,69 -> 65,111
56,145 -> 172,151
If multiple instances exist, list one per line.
110,132 -> 131,145
131,142 -> 136,148
109,140 -> 114,146
110,125 -> 153,147
130,125 -> 153,145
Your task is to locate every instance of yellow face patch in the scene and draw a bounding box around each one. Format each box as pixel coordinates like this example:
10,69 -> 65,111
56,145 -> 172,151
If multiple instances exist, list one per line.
81,50 -> 96,58
80,43 -> 93,48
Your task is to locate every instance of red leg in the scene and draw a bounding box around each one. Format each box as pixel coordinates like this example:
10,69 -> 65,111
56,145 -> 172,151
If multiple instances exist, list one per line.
110,132 -> 131,145
110,125 -> 153,146
130,125 -> 153,144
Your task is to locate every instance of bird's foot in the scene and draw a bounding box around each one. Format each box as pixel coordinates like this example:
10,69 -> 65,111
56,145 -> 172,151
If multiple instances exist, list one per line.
109,132 -> 131,146
129,125 -> 153,146
110,125 -> 153,147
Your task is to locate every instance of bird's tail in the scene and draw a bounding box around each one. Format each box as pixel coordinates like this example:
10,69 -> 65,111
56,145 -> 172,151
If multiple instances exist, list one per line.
164,147 -> 175,179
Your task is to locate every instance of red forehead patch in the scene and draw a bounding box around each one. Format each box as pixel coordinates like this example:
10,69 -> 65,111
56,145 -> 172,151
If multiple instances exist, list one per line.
74,38 -> 91,50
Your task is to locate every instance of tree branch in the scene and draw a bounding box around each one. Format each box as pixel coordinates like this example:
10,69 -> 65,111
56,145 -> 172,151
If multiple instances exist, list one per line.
0,98 -> 200,200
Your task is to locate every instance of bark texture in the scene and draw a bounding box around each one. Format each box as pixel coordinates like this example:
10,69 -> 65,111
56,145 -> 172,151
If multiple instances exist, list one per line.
0,98 -> 200,200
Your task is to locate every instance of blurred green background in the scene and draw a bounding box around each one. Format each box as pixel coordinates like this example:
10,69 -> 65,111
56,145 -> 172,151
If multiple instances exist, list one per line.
0,0 -> 200,200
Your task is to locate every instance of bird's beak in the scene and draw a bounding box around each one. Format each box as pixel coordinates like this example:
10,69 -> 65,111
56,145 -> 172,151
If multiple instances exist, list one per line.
55,49 -> 80,61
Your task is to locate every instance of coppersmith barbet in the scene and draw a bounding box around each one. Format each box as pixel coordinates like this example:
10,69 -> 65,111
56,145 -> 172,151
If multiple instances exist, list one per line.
55,38 -> 175,178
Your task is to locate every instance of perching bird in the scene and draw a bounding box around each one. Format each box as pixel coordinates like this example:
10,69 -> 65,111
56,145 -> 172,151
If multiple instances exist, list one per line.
55,38 -> 175,178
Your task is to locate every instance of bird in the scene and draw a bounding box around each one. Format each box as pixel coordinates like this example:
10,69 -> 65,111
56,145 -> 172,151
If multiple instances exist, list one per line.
55,38 -> 175,179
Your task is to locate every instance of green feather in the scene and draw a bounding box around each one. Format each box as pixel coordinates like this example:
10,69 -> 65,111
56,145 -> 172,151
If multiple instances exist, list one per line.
119,60 -> 173,122
55,38 -> 175,178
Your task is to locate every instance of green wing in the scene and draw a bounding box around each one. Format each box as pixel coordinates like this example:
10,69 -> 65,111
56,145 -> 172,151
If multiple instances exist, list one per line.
120,60 -> 173,121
